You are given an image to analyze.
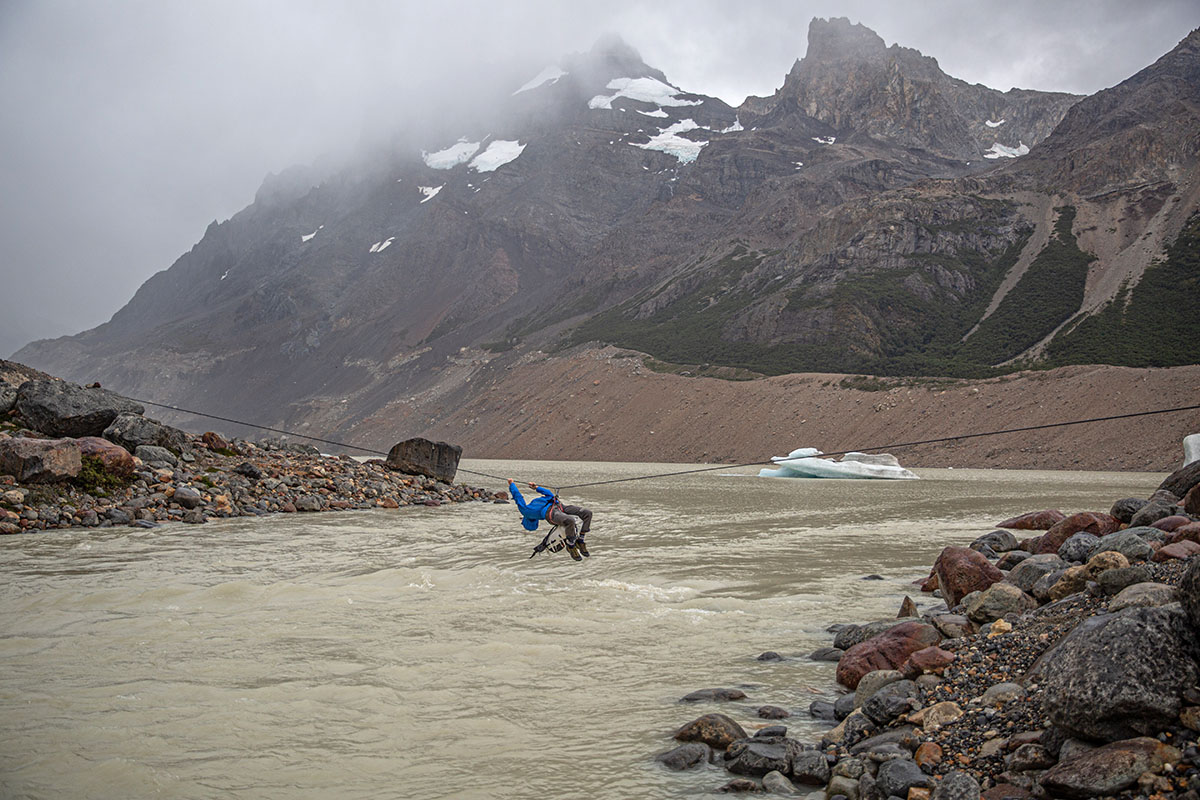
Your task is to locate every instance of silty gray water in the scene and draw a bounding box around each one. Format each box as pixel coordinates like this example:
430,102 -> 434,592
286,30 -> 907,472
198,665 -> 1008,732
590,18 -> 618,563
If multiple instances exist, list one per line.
0,460 -> 1161,799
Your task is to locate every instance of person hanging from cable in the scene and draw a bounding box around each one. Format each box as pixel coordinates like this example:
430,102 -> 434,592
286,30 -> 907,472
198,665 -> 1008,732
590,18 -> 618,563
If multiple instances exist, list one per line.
508,480 -> 593,561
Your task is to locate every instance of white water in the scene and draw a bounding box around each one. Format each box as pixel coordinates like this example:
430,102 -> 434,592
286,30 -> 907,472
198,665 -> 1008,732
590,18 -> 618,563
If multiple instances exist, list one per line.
0,461 -> 1161,799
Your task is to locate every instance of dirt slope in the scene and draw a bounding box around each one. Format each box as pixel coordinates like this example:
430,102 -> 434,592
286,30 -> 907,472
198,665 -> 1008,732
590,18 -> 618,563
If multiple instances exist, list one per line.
352,347 -> 1199,473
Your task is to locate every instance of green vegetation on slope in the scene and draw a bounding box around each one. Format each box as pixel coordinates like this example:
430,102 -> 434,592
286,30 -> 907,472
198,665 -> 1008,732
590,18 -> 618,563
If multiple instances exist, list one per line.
958,206 -> 1094,365
1044,212 -> 1200,367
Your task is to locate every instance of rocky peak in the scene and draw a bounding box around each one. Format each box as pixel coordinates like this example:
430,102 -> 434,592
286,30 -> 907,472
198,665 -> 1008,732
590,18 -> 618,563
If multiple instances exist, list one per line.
802,17 -> 886,66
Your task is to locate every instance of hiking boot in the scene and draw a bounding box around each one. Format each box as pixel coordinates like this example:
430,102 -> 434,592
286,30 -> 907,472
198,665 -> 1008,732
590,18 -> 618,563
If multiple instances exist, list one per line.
565,542 -> 583,561
576,537 -> 590,558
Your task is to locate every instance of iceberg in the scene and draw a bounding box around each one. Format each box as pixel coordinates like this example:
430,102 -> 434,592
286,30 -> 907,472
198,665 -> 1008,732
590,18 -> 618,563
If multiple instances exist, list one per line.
759,448 -> 919,480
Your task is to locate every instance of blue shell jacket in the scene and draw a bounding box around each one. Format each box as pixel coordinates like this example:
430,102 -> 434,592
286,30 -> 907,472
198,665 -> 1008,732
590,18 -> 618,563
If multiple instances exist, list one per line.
509,482 -> 556,531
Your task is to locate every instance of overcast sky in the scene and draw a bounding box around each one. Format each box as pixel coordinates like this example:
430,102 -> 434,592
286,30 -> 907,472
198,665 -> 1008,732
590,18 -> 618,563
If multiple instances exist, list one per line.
2,0 -> 1197,358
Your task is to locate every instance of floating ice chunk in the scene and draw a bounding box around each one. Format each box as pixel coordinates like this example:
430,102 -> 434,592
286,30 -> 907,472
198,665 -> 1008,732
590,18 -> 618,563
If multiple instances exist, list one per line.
418,185 -> 443,203
720,117 -> 744,133
513,65 -> 567,94
984,141 -> 1029,159
758,447 -> 919,480
812,136 -> 836,145
638,108 -> 669,118
469,140 -> 525,172
985,119 -> 1005,128
422,140 -> 480,169
632,119 -> 706,163
588,77 -> 702,110
300,224 -> 323,243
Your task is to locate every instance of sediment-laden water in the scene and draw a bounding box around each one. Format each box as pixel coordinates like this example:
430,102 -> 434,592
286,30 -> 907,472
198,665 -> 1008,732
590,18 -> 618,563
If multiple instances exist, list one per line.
0,460 -> 1161,799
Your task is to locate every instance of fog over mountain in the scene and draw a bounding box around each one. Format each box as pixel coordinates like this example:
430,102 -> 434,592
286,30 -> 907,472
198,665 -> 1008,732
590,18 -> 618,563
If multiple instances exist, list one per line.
1,0 -> 1198,358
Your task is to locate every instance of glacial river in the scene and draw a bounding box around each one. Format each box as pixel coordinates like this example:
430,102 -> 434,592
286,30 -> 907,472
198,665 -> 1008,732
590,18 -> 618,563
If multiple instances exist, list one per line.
0,460 -> 1161,799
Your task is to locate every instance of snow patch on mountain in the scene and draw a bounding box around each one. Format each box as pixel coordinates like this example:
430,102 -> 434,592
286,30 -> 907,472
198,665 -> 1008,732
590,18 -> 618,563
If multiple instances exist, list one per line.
514,65 -> 567,94
469,140 -> 525,172
418,185 -> 443,203
721,117 -> 744,133
588,77 -> 702,110
984,141 -> 1029,159
638,108 -> 669,118
369,237 -> 395,253
300,225 -> 323,243
985,119 -> 1006,128
423,140 -> 480,170
633,119 -> 706,163
812,136 -> 836,145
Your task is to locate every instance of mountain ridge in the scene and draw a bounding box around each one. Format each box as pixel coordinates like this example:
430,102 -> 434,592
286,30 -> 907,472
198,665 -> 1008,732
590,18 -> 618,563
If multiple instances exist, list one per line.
14,19 -> 1200,459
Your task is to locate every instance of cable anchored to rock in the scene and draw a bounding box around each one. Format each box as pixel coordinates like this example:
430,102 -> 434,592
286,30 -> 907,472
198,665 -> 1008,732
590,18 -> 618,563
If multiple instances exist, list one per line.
127,396 -> 1200,492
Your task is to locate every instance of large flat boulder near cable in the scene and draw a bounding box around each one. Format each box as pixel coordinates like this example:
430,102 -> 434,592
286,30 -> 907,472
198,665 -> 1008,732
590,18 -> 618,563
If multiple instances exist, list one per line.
1158,460 -> 1200,500
15,379 -> 143,438
385,438 -> 462,483
102,413 -> 189,455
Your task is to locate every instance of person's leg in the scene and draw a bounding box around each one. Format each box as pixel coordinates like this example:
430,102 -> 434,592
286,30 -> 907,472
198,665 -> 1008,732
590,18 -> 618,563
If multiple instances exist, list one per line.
547,508 -> 581,560
561,505 -> 591,556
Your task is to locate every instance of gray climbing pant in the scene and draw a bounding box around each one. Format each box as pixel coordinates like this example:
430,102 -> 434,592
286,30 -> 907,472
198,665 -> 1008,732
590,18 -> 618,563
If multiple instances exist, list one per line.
548,504 -> 592,541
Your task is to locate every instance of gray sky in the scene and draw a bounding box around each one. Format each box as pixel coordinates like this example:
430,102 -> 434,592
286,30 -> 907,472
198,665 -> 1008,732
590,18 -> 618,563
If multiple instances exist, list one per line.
2,0 -> 1197,358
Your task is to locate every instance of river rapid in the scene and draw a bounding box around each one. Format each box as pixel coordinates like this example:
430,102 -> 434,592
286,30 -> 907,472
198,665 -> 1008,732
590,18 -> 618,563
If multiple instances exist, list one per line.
0,460 -> 1162,799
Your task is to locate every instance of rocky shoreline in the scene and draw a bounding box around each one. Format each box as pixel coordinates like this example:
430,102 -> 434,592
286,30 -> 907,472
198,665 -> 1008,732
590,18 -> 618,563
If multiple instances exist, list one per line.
0,371 -> 502,535
658,458 -> 1200,798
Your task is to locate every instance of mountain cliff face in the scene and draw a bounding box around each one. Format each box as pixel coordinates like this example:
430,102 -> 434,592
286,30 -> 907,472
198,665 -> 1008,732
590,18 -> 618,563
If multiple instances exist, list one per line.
15,19 -> 1200,444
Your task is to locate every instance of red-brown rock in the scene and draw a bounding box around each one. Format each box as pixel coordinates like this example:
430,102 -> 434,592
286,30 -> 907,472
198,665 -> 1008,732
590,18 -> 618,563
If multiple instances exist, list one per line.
75,436 -> 135,478
201,431 -> 231,451
0,437 -> 81,482
919,571 -> 939,592
836,621 -> 942,690
934,546 -> 1004,607
1035,512 -> 1122,554
1167,522 -> 1200,545
996,509 -> 1066,530
1151,515 -> 1193,532
900,646 -> 956,678
1185,484 -> 1200,516
982,785 -> 1033,800
1152,540 -> 1200,562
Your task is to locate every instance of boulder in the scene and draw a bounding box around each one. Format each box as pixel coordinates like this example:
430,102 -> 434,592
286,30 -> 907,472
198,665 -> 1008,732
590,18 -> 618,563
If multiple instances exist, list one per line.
1130,501 -> 1181,529
1108,497 -> 1147,524
200,431 -> 231,451
809,647 -> 844,662
834,619 -> 915,651
1030,568 -> 1069,602
103,413 -> 188,455
1041,605 -> 1198,741
385,437 -> 462,483
1158,460 -> 1200,501
900,646 -> 955,677
1034,512 -> 1121,554
964,583 -> 1036,623
861,680 -> 919,725
1046,566 -> 1089,602
14,379 -> 143,438
1090,530 -> 1154,562
934,547 -> 1004,607
994,551 -> 1030,571
294,495 -> 323,512
724,735 -> 804,777
1178,557 -> 1200,631
980,682 -> 1025,706
1005,554 -> 1067,593
135,445 -> 177,466
1186,484 -> 1200,516
808,701 -> 836,720
1109,582 -> 1177,611
1096,565 -> 1152,595
931,614 -> 971,638
790,749 -> 831,784
972,530 -> 1018,553
1168,521 -> 1200,544
932,770 -> 981,800
995,510 -> 1065,530
1056,533 -> 1099,564
1151,514 -> 1193,532
0,384 -> 16,414
173,486 -> 204,509
1084,550 -> 1128,576
1153,540 -> 1200,561
836,622 -> 942,690
762,771 -> 800,794
922,701 -> 964,732
655,742 -> 710,770
1039,737 -> 1180,799
0,437 -> 81,482
854,669 -> 905,707
75,436 -> 135,478
674,713 -> 747,750
876,758 -> 933,799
